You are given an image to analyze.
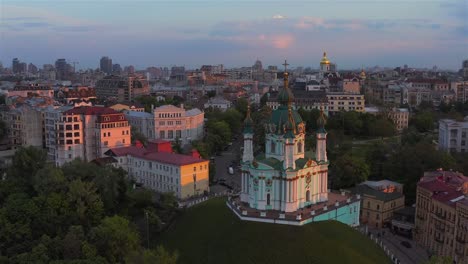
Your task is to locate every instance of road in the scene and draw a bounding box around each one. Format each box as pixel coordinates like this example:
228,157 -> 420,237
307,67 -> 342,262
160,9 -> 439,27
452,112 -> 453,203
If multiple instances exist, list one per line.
368,228 -> 429,264
210,137 -> 243,194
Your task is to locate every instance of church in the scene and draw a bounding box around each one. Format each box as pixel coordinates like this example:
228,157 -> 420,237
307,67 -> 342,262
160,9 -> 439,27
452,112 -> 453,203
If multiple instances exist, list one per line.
228,61 -> 361,226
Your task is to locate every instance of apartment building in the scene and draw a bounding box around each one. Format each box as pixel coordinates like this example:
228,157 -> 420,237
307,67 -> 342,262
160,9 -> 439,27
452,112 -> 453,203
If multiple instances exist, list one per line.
451,82 -> 468,103
327,93 -> 365,113
388,108 -> 410,132
415,170 -> 468,263
4,105 -> 44,148
125,104 -> 204,146
95,75 -> 149,102
351,180 -> 405,228
46,106 -> 131,166
106,140 -> 209,199
7,84 -> 54,98
438,117 -> 468,153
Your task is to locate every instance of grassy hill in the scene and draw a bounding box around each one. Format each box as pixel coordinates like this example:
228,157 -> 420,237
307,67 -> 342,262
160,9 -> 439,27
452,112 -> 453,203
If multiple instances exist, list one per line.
159,198 -> 391,264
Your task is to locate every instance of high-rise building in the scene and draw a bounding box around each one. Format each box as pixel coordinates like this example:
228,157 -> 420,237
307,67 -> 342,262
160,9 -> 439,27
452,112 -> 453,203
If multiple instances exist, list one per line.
112,63 -> 122,74
28,63 -> 38,75
100,56 -> 113,75
462,60 -> 468,80
124,65 -> 135,74
12,58 -> 20,73
55,58 -> 69,80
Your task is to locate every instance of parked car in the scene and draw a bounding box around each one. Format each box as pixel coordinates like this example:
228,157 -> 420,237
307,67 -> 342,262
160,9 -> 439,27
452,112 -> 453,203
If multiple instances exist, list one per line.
400,241 -> 412,248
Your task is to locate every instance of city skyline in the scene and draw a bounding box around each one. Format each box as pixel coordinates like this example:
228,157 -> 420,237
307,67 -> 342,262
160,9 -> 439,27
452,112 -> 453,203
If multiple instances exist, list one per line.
1,0 -> 467,70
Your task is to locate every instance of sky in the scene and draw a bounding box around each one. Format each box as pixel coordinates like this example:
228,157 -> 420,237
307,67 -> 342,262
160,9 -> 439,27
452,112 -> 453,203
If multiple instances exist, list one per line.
1,0 -> 467,70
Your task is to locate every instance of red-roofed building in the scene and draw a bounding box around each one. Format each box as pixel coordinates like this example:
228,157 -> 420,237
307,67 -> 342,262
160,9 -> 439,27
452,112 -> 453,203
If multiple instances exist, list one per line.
105,140 -> 209,199
51,106 -> 131,166
415,170 -> 468,263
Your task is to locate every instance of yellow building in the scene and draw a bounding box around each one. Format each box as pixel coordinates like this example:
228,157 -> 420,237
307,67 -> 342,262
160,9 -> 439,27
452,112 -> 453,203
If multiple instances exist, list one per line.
106,140 -> 209,199
327,93 -> 365,113
352,180 -> 405,228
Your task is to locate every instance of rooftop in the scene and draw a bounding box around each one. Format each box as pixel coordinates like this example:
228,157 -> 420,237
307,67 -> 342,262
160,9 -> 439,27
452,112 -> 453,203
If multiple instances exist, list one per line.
351,184 -> 403,202
107,145 -> 206,166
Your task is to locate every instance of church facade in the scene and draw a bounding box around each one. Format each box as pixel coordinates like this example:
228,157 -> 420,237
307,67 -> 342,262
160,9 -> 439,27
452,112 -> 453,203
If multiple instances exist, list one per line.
230,62 -> 361,226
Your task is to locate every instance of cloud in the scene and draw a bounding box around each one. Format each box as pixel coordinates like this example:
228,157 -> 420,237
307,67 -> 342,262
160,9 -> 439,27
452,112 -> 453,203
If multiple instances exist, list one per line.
270,34 -> 294,49
272,15 -> 286,20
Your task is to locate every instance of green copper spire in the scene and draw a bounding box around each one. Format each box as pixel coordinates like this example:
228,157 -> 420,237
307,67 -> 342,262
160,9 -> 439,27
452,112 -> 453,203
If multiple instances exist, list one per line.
317,106 -> 327,133
243,103 -> 253,134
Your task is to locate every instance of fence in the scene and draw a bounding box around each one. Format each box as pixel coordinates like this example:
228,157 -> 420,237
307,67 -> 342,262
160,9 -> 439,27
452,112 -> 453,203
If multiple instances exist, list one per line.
357,226 -> 401,264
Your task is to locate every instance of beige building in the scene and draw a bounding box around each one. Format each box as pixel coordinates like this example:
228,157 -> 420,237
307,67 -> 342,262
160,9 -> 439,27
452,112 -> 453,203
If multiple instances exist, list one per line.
388,108 -> 409,132
46,106 -> 131,166
106,140 -> 209,199
125,104 -> 204,146
351,180 -> 405,228
7,84 -> 53,98
327,93 -> 365,113
451,82 -> 468,103
415,170 -> 468,263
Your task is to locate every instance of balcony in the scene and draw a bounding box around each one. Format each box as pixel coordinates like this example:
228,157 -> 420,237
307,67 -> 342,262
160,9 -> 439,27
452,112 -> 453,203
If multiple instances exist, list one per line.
434,236 -> 444,243
434,212 -> 446,220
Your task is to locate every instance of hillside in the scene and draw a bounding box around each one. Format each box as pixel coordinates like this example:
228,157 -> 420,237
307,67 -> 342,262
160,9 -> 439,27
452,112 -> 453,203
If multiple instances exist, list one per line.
159,198 -> 391,264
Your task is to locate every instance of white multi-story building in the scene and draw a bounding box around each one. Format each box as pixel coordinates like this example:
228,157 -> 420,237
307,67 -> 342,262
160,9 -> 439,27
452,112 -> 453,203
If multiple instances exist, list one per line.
204,97 -> 232,112
125,104 -> 204,145
438,117 -> 468,153
106,140 -> 209,199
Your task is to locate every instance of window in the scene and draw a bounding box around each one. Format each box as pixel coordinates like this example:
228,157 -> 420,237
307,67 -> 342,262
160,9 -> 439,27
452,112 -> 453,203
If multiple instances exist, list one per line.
176,130 -> 181,138
108,132 -> 111,137
123,139 -> 125,144
160,131 -> 165,138
270,140 -> 276,154
104,141 -> 108,146
306,190 -> 310,202
367,201 -> 370,208
74,139 -> 80,144
267,193 -> 271,205
376,214 -> 380,220
297,141 -> 303,153
168,130 -> 174,139
103,133 -> 106,137
376,204 -> 380,210
194,166 -> 197,172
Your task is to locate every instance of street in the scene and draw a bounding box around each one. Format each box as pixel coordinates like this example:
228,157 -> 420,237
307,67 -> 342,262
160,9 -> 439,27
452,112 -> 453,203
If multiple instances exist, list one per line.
210,136 -> 243,194
367,227 -> 429,264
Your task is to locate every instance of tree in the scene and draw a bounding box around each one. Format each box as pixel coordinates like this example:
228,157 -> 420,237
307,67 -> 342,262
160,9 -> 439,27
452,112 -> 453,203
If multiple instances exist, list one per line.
0,119 -> 6,142
368,117 -> 396,138
125,246 -> 179,264
172,137 -> 183,154
67,180 -> 104,227
425,256 -> 453,264
331,153 -> 370,189
33,165 -> 67,195
62,225 -> 86,259
91,215 -> 140,263
7,146 -> 47,191
131,126 -> 148,146
410,111 -> 435,133
235,97 -> 248,116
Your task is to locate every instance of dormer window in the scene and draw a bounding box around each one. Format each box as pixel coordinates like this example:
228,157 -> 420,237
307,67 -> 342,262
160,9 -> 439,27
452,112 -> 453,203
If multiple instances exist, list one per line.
270,141 -> 276,154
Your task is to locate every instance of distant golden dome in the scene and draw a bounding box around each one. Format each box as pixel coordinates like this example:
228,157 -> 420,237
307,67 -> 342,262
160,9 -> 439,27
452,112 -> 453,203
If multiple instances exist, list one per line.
360,68 -> 366,78
320,52 -> 330,65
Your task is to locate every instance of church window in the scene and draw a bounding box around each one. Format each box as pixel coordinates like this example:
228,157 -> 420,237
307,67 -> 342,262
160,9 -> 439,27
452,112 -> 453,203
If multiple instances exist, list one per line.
297,141 -> 303,153
270,141 -> 276,154
306,190 -> 310,202
267,193 -> 271,206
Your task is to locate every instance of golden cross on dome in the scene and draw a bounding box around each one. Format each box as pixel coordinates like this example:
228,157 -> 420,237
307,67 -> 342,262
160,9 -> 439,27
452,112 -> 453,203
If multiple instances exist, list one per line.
282,59 -> 289,72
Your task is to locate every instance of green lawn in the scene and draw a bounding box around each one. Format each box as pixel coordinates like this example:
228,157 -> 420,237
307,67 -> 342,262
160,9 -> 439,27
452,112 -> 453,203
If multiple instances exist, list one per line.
159,198 -> 391,264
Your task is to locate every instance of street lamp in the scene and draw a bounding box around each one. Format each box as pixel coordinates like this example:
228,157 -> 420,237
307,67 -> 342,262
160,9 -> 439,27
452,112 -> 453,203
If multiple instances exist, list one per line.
145,211 -> 150,249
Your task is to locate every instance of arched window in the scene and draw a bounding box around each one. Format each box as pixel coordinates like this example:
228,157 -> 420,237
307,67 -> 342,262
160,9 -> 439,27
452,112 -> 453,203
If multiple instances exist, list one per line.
270,140 -> 276,154
267,193 -> 271,205
297,141 -> 303,153
306,190 -> 310,202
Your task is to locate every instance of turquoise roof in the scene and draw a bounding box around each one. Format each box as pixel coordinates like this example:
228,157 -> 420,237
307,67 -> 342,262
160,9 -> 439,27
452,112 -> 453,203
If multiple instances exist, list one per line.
268,105 -> 303,135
